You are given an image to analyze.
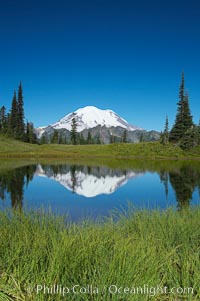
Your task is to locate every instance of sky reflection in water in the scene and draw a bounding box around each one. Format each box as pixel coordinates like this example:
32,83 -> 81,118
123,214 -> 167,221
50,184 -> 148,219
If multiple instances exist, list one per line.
0,162 -> 200,221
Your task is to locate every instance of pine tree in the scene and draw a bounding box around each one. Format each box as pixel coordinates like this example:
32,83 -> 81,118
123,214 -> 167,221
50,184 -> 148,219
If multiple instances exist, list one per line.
198,119 -> 200,145
110,135 -> 117,143
0,106 -> 7,133
164,116 -> 169,139
180,125 -> 199,150
25,121 -> 29,142
80,133 -> 85,145
160,131 -> 164,144
122,130 -> 127,143
26,121 -> 37,143
96,133 -> 101,144
110,134 -> 114,144
51,130 -> 59,143
40,135 -> 48,144
161,116 -> 169,145
139,132 -> 144,142
182,92 -> 193,130
10,91 -> 18,138
70,113 -> 78,145
170,73 -> 193,142
1,83 -> 35,143
6,112 -> 11,135
58,133 -> 63,144
86,132 -> 92,144
16,82 -> 25,140
170,72 -> 185,142
74,133 -> 79,144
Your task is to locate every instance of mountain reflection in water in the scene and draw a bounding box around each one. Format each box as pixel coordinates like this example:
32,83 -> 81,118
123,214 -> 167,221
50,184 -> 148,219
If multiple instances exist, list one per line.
35,165 -> 142,197
0,162 -> 200,215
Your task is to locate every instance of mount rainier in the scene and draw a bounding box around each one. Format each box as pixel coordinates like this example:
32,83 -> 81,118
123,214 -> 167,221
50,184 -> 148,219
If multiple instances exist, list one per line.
36,106 -> 160,143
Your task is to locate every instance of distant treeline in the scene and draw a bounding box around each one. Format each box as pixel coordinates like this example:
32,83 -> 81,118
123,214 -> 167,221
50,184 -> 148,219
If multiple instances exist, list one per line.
0,82 -> 37,143
42,125 -> 128,145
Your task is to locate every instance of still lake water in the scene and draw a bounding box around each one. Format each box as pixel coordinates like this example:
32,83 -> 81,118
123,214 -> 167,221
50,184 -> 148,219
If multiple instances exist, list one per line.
0,160 -> 200,221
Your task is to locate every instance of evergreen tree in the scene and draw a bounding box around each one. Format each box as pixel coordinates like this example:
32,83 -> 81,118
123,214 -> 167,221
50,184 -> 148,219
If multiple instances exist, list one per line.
58,133 -> 63,144
70,113 -> 78,145
122,130 -> 127,143
64,136 -> 67,144
6,112 -> 11,135
139,132 -> 144,142
86,131 -> 92,144
170,72 -> 185,142
161,116 -> 169,145
96,133 -> 101,144
76,133 -> 81,145
16,82 -> 25,140
170,73 -> 193,142
51,130 -> 59,143
0,106 -> 7,133
164,116 -> 169,141
160,131 -> 164,144
198,119 -> 200,145
25,121 -> 29,142
182,92 -> 193,130
110,135 -> 117,143
40,135 -> 48,144
80,133 -> 85,144
110,134 -> 114,144
0,83 -> 35,143
180,126 -> 199,150
10,91 -> 18,138
26,121 -> 37,143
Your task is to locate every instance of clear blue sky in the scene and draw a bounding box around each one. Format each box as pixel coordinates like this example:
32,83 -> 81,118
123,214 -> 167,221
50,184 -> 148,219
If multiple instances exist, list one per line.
0,0 -> 200,131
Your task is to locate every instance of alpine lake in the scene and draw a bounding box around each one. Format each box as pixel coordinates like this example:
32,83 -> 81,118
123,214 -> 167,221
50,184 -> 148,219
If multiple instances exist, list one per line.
0,158 -> 200,221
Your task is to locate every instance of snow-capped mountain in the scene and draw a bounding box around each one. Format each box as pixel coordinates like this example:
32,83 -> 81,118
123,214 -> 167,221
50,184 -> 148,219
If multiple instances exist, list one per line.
35,164 -> 143,198
36,106 -> 140,138
36,105 -> 160,143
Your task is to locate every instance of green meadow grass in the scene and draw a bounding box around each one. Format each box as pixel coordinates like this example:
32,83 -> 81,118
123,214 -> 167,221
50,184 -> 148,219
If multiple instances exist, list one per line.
0,208 -> 200,300
0,135 -> 200,159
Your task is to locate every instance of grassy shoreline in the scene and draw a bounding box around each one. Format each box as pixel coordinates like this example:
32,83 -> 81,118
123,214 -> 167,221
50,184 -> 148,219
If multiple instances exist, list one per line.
0,208 -> 199,300
0,135 -> 200,159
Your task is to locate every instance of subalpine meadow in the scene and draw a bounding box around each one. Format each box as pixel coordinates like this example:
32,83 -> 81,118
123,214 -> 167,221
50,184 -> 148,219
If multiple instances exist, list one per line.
0,137 -> 200,300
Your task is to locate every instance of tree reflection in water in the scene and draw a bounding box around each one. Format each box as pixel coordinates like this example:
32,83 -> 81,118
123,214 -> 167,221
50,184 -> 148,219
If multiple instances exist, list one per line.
0,163 -> 200,211
0,165 -> 36,210
169,166 -> 200,210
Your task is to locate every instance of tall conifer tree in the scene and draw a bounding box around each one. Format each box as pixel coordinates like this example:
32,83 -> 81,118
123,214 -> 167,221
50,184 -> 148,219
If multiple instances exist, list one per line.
10,91 -> 18,137
161,116 -> 169,144
182,92 -> 193,130
170,72 -> 193,142
0,106 -> 7,133
122,130 -> 127,143
87,132 -> 92,144
26,121 -> 37,143
70,113 -> 78,145
17,81 -> 25,140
